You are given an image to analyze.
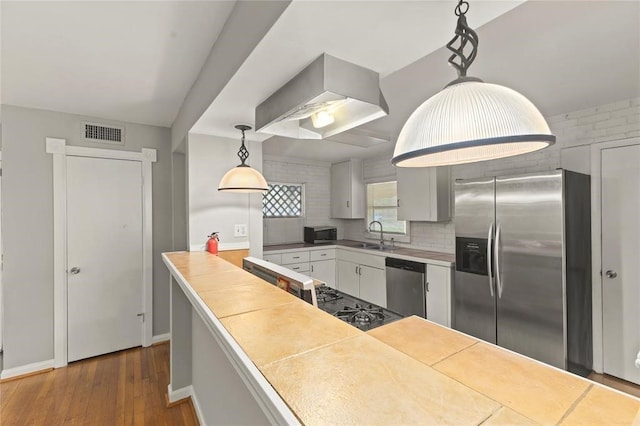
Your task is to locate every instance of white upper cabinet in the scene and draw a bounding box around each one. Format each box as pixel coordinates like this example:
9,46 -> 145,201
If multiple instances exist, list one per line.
331,159 -> 365,219
396,166 -> 452,222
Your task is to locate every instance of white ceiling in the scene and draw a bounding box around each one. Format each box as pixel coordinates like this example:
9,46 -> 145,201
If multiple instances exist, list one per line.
1,1 -> 235,127
2,1 -> 638,165
190,0 -> 524,140
269,0 -> 640,163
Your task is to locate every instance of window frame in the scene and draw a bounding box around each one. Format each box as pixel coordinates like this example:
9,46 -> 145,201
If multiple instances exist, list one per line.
262,181 -> 306,219
364,177 -> 410,243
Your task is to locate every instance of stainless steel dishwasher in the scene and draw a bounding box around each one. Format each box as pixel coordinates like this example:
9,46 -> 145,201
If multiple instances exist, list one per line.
385,257 -> 426,318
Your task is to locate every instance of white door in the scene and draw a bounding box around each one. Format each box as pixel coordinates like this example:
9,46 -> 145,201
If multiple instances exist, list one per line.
67,156 -> 143,362
601,143 -> 640,385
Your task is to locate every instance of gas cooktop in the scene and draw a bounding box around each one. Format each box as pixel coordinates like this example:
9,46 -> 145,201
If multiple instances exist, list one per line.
315,285 -> 403,331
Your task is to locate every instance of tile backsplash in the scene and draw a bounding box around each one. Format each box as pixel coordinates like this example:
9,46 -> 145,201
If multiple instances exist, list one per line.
264,97 -> 640,253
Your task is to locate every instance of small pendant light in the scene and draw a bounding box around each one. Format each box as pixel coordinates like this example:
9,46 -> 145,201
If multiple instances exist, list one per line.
392,0 -> 555,168
218,125 -> 269,193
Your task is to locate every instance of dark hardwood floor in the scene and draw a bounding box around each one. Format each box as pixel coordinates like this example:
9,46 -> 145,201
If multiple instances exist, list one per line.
0,342 -> 198,425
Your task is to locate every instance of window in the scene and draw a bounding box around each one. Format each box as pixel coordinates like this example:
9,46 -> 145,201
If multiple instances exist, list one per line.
366,181 -> 406,235
263,183 -> 304,218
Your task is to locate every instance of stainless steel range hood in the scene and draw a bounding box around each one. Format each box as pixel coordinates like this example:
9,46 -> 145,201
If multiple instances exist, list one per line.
255,53 -> 389,139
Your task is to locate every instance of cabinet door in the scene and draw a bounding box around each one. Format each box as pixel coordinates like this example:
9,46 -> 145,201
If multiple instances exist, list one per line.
336,259 -> 359,297
331,161 -> 351,218
330,160 -> 365,219
397,167 -> 451,222
309,259 -> 336,288
426,264 -> 452,327
397,167 -> 428,221
359,265 -> 386,308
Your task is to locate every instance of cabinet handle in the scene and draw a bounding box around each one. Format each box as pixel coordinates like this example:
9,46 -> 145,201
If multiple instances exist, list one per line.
293,256 -> 300,259
311,265 -> 314,272
347,200 -> 350,208
358,266 -> 362,276
321,253 -> 326,257
293,267 -> 300,270
355,266 -> 359,274
426,282 -> 430,292
397,199 -> 400,207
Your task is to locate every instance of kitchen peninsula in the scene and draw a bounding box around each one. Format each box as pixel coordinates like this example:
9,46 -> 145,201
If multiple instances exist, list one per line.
163,251 -> 640,425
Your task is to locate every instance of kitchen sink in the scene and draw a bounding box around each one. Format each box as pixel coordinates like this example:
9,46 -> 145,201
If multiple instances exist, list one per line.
356,242 -> 397,251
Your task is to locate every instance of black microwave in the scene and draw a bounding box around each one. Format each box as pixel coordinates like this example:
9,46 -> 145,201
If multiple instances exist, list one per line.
304,226 -> 337,244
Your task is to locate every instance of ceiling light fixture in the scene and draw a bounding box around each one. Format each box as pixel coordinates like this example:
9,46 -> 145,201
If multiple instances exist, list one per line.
218,125 -> 269,193
392,0 -> 555,168
311,110 -> 335,129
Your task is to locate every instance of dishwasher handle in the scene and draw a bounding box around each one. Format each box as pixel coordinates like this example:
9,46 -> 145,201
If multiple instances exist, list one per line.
385,257 -> 426,273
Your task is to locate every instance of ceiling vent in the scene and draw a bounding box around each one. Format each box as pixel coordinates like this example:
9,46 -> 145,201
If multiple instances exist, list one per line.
255,53 -> 389,140
83,122 -> 125,145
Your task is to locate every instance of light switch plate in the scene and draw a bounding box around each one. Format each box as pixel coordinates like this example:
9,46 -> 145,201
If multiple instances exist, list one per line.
234,224 -> 247,237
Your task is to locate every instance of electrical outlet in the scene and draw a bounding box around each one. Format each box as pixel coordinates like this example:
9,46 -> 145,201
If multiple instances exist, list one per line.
234,224 -> 247,237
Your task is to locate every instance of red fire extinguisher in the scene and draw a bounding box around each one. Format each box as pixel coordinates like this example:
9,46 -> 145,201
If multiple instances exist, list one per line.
207,232 -> 219,254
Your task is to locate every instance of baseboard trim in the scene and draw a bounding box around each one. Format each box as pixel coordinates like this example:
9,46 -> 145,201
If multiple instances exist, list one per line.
0,359 -> 55,381
166,383 -> 203,424
165,392 -> 191,408
190,387 -> 205,425
152,333 -> 170,345
167,383 -> 192,403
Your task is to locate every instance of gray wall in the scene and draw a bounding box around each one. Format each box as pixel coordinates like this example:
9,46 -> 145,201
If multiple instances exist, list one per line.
187,133 -> 264,258
1,105 -> 173,370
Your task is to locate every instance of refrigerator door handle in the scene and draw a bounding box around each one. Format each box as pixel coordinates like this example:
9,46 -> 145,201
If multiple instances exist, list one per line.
495,222 -> 503,298
487,223 -> 495,297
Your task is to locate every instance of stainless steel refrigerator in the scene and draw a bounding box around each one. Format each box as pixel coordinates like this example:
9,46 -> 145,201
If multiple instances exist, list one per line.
454,170 -> 592,375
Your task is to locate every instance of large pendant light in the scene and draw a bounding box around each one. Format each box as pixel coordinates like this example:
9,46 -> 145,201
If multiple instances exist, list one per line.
218,125 -> 269,193
392,0 -> 555,168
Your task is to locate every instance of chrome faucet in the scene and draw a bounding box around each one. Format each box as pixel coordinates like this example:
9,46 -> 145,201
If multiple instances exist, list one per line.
368,220 -> 385,248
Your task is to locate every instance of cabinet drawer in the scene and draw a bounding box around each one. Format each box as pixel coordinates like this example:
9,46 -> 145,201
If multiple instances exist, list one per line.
262,253 -> 282,264
286,262 -> 309,273
282,251 -> 310,264
310,249 -> 335,261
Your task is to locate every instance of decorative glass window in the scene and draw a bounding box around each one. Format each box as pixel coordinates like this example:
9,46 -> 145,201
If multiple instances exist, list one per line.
366,181 -> 406,234
263,183 -> 304,218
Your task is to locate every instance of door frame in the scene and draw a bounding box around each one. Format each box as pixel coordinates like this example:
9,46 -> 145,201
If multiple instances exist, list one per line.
47,138 -> 157,368
590,136 -> 639,374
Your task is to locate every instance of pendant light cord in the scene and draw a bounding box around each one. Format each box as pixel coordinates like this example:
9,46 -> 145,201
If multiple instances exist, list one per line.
446,0 -> 479,78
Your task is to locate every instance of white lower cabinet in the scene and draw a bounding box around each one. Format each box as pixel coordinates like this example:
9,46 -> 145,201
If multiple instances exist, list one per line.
262,253 -> 282,265
336,258 -> 386,307
337,260 -> 360,297
264,247 -> 452,326
358,265 -> 386,308
426,264 -> 452,327
309,259 -> 336,288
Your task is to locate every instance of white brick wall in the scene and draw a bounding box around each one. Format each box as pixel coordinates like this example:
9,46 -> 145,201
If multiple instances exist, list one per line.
345,97 -> 640,253
262,158 -> 347,244
264,97 -> 640,251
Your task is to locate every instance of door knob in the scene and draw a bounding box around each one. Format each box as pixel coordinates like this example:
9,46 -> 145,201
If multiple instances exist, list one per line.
605,270 -> 617,279
69,267 -> 81,275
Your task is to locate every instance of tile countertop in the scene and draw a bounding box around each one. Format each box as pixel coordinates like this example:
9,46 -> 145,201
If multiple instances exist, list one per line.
163,251 -> 640,426
264,239 -> 456,266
